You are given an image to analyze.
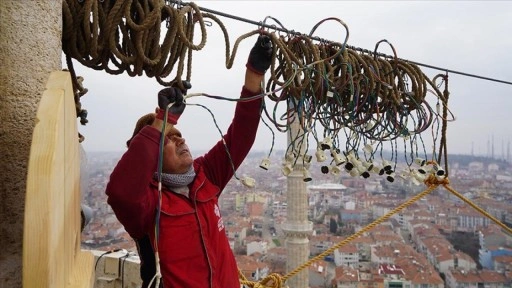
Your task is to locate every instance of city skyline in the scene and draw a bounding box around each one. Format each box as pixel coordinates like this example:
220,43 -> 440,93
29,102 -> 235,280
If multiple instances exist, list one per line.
83,149 -> 512,287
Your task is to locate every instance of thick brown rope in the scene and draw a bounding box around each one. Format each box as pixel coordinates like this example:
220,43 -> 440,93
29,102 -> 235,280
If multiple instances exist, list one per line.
63,1 -> 447,147
63,0 -> 198,86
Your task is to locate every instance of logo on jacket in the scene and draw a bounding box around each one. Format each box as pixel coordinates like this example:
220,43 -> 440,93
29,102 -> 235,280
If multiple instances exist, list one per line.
214,204 -> 225,231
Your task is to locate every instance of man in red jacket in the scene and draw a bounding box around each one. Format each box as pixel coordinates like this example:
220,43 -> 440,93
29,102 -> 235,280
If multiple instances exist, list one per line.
106,35 -> 273,288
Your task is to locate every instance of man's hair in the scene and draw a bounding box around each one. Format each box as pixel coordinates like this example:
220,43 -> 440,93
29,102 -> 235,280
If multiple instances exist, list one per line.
126,113 -> 156,147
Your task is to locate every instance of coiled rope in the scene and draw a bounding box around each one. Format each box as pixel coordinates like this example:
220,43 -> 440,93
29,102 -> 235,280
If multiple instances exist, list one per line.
63,0 -> 451,176
62,0 -> 209,88
62,1 -> 446,147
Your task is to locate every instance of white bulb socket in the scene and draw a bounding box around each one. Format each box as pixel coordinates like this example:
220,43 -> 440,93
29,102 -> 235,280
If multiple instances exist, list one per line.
356,164 -> 367,174
259,158 -> 270,170
382,160 -> 393,171
315,149 -> 327,162
436,174 -> 446,181
320,136 -> 333,151
357,162 -> 370,179
411,177 -> 422,186
414,157 -> 426,166
303,168 -> 312,182
353,158 -> 363,168
431,164 -> 445,176
344,162 -> 355,172
303,154 -> 313,164
413,170 -> 426,182
346,151 -> 357,162
333,153 -> 346,166
366,120 -> 376,131
331,165 -> 341,176
363,144 -> 374,154
285,152 -> 295,162
282,163 -> 293,176
241,176 -> 256,188
398,171 -> 409,180
356,164 -> 370,178
362,161 -> 374,171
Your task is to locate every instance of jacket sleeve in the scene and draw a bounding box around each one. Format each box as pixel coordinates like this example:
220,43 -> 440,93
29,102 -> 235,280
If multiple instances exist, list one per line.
105,126 -> 162,239
199,85 -> 263,190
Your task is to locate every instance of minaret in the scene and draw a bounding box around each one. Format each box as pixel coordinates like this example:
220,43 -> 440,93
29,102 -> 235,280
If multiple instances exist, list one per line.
282,99 -> 312,288
487,137 -> 490,158
492,135 -> 495,159
502,138 -> 505,161
508,141 -> 511,163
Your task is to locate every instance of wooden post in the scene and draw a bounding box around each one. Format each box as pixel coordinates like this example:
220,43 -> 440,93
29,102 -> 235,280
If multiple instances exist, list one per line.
23,71 -> 94,288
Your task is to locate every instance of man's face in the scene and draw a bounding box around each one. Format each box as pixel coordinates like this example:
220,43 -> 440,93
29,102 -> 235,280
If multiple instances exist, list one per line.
162,127 -> 193,174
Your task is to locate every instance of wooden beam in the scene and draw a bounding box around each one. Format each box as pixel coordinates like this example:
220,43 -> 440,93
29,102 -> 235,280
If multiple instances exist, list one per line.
23,71 -> 94,288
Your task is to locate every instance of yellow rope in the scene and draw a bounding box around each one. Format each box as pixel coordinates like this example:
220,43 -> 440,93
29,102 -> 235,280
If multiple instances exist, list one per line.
239,174 -> 512,287
443,184 -> 512,234
240,175 -> 442,287
240,271 -> 284,288
282,175 -> 443,282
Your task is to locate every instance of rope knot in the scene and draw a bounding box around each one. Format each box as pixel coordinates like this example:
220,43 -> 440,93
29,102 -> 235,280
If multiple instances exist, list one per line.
424,174 -> 449,186
242,273 -> 284,288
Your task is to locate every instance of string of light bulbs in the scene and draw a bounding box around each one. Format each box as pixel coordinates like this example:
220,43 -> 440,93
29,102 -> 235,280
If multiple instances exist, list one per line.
64,0 -> 459,185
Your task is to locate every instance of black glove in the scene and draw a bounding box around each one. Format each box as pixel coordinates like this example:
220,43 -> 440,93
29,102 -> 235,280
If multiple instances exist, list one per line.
156,81 -> 191,125
246,34 -> 273,75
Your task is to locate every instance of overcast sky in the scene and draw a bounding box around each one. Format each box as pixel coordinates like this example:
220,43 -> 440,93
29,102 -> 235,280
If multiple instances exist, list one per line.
74,1 -> 512,159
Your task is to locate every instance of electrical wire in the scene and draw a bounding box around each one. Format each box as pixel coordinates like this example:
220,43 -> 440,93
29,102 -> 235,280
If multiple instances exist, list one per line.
186,102 -> 242,181
165,0 -> 512,86
65,0 -> 467,183
120,251 -> 133,288
94,248 -> 125,273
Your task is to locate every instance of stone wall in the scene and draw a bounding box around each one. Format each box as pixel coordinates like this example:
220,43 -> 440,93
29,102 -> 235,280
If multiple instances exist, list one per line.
0,1 -> 62,286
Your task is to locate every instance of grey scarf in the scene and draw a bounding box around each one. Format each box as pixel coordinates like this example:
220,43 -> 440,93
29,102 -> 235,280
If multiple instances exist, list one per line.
154,166 -> 196,196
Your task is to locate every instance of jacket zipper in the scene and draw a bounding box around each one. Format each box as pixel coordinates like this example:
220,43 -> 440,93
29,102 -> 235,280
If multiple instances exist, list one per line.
192,179 -> 214,287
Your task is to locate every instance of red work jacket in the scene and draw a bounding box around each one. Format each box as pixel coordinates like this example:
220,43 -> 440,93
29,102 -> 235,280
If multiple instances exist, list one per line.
106,86 -> 262,287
